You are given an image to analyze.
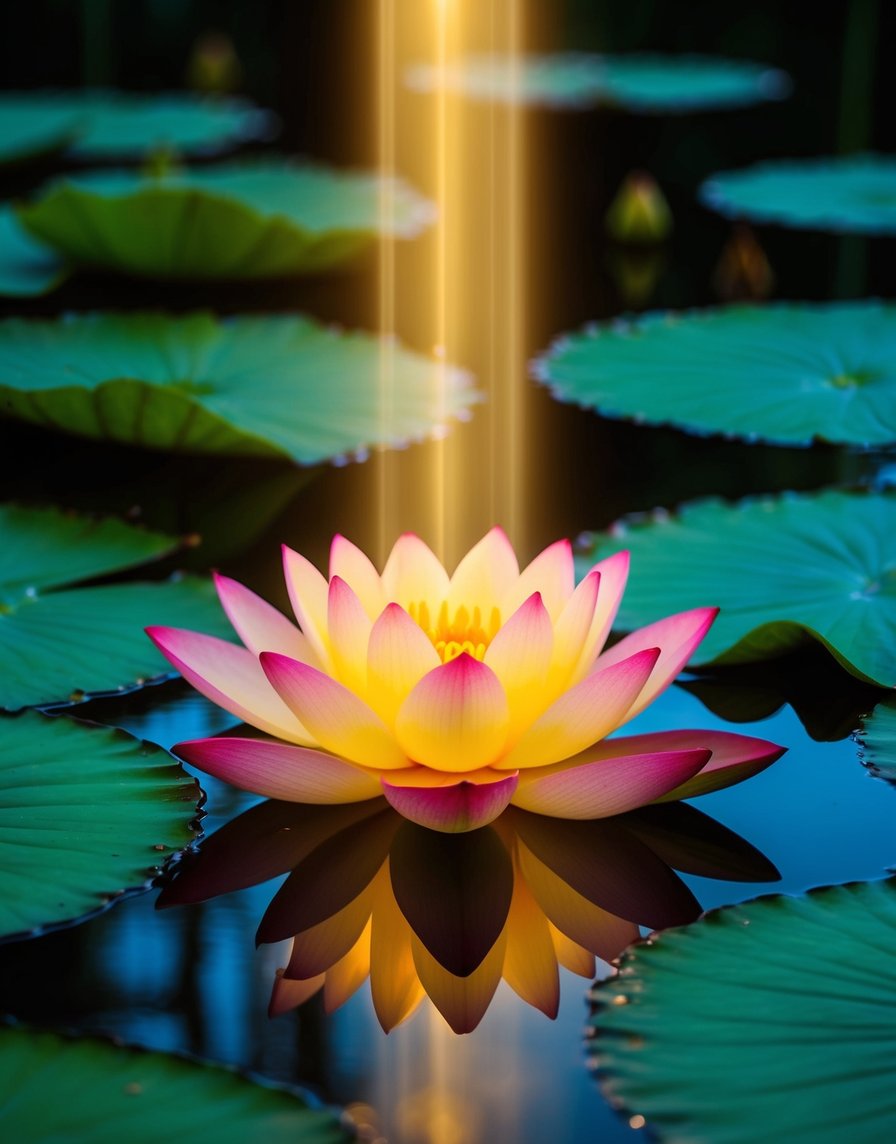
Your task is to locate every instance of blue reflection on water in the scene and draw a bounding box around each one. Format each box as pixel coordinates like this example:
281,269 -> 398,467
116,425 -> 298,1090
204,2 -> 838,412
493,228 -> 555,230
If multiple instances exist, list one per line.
15,671 -> 887,1144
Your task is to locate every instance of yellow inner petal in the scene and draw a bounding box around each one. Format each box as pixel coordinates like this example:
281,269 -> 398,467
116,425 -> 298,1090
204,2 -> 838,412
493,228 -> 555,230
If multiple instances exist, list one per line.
408,600 -> 501,663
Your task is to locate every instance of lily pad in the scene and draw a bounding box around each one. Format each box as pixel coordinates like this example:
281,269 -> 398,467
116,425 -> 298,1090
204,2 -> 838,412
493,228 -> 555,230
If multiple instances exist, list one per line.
0,206 -> 69,297
534,301 -> 896,448
858,697 -> 896,783
0,504 -> 231,709
701,154 -> 896,234
0,312 -> 476,464
0,1024 -> 348,1141
405,53 -> 790,112
0,91 -> 274,165
589,878 -> 896,1144
0,98 -> 84,166
16,159 -> 435,280
576,489 -> 896,686
0,712 -> 199,941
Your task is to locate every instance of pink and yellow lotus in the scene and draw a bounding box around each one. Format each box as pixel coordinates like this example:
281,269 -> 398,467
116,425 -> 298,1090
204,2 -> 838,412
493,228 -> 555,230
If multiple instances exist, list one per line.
148,528 -> 782,832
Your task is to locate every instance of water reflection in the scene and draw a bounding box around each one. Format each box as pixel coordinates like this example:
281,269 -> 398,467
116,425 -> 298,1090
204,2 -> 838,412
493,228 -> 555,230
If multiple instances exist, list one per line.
158,797 -> 778,1034
681,643 -> 886,742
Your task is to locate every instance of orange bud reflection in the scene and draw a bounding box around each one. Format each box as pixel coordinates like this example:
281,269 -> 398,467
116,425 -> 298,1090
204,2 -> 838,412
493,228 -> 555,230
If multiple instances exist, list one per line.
713,224 -> 775,301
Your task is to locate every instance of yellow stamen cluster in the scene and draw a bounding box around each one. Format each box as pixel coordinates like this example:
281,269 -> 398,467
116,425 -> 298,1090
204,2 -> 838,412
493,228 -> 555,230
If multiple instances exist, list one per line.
409,600 -> 502,663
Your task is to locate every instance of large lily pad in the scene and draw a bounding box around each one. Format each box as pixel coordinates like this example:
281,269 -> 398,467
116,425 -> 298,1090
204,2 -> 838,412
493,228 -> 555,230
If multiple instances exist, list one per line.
577,489 -> 896,686
0,312 -> 476,464
701,154 -> 896,234
0,504 -> 231,709
0,1024 -> 348,1141
858,697 -> 896,783
405,53 -> 789,112
16,160 -> 434,280
0,206 -> 69,297
0,91 -> 273,166
589,878 -> 896,1144
534,301 -> 896,448
0,712 -> 199,941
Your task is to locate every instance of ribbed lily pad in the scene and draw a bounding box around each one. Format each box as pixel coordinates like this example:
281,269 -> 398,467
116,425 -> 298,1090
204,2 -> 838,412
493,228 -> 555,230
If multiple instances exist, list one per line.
0,91 -> 273,165
0,206 -> 69,297
858,697 -> 896,783
577,489 -> 896,686
0,1024 -> 348,1141
16,160 -> 434,279
405,53 -> 790,112
0,712 -> 199,941
0,312 -> 476,463
0,504 -> 231,709
589,878 -> 896,1144
535,301 -> 896,447
701,155 -> 896,234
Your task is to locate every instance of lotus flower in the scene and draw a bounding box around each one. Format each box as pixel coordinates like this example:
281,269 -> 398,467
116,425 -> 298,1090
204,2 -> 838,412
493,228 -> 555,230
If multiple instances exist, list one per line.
148,528 -> 783,832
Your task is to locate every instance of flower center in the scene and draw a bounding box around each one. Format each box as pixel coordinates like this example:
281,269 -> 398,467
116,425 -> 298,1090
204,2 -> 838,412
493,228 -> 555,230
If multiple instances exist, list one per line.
409,600 -> 501,663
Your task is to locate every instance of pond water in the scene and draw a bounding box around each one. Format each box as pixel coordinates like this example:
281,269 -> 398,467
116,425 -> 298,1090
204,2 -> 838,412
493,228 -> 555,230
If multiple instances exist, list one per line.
2,3 -> 896,1141
1,673 -> 893,1143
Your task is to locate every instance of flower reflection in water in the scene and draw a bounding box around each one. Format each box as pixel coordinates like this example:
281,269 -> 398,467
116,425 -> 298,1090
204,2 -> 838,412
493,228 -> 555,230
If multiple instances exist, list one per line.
159,798 -> 779,1033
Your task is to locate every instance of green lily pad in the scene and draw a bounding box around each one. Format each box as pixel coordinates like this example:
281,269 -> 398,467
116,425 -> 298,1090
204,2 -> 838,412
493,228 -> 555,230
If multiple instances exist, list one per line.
858,697 -> 896,783
0,98 -> 84,167
0,504 -> 231,709
0,312 -> 476,464
0,712 -> 199,941
701,154 -> 896,234
405,53 -> 789,112
0,91 -> 273,165
16,159 -> 434,280
577,489 -> 896,686
0,206 -> 69,297
589,878 -> 896,1144
535,301 -> 896,448
0,504 -> 176,601
0,1024 -> 349,1141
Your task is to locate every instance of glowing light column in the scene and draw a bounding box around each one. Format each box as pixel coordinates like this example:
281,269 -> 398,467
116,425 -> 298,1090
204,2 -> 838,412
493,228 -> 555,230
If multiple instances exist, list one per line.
376,0 -> 528,567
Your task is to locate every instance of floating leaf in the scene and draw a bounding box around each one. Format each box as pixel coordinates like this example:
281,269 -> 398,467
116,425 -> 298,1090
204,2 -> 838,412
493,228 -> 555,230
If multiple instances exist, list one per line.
405,53 -> 789,112
589,878 -> 896,1144
0,504 -> 176,601
535,301 -> 896,447
0,712 -> 199,941
858,697 -> 896,783
701,154 -> 896,234
0,206 -> 69,297
0,504 -> 231,709
0,97 -> 83,166
0,91 -> 273,165
16,160 -> 434,279
0,312 -> 476,464
577,489 -> 896,686
0,1024 -> 348,1141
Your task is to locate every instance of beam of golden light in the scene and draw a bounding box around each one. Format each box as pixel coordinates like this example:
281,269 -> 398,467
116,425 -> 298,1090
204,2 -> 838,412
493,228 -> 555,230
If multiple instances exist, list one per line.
376,0 -> 396,568
375,0 -> 530,568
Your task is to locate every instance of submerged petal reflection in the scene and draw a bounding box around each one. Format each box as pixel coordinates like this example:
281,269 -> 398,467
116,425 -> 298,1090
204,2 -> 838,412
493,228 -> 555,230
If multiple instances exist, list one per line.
158,796 -> 779,1034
